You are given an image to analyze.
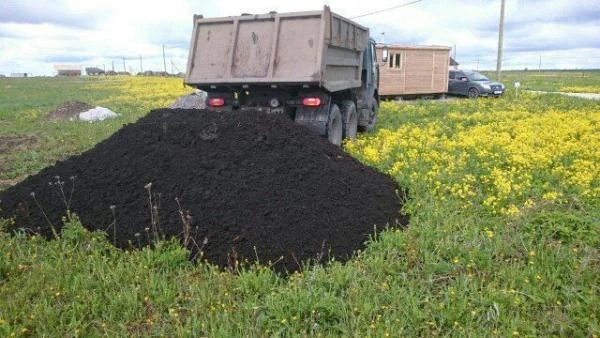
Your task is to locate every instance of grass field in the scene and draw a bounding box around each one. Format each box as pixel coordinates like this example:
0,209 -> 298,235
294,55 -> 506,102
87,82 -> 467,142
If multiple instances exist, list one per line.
0,76 -> 192,189
482,70 -> 600,93
1,75 -> 599,337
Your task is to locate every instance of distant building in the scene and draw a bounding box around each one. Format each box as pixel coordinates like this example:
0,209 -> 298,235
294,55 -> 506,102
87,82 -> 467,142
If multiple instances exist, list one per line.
54,64 -> 81,76
10,73 -> 28,77
85,67 -> 105,76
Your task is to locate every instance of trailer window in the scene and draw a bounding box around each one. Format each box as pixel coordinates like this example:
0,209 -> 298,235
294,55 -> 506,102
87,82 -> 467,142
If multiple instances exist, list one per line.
388,53 -> 401,69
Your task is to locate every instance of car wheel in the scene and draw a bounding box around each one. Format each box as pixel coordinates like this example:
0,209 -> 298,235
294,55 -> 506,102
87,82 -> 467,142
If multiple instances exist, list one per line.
468,87 -> 480,99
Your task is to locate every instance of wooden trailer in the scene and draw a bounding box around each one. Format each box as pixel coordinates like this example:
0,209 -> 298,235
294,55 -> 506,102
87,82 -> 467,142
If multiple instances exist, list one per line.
376,44 -> 451,97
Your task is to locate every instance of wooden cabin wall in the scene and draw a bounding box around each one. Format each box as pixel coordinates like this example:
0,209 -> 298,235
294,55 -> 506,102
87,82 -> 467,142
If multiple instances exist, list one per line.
378,47 -> 450,96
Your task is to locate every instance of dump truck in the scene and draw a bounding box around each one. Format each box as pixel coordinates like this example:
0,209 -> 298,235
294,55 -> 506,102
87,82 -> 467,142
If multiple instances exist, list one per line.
184,6 -> 380,145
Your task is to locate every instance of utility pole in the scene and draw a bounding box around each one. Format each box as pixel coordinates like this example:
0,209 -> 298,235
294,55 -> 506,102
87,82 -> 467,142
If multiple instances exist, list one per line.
162,44 -> 167,74
495,0 -> 505,81
122,56 -> 126,72
476,59 -> 480,71
453,44 -> 457,61
111,61 -> 114,72
139,55 -> 143,73
538,54 -> 542,72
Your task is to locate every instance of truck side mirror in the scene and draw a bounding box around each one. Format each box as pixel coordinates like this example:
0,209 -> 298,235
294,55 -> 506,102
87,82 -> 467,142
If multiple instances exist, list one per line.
381,48 -> 388,63
460,77 -> 468,82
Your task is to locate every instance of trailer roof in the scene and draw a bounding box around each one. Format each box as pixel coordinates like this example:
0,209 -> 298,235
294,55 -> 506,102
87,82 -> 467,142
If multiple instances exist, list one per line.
376,44 -> 451,51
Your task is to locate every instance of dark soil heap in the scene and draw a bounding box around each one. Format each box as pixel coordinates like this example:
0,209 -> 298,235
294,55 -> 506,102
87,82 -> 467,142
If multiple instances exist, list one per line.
47,101 -> 94,120
0,109 -> 406,271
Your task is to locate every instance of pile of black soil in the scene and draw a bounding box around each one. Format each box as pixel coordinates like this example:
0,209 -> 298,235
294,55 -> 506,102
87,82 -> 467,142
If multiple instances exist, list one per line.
0,109 -> 407,271
47,101 -> 94,120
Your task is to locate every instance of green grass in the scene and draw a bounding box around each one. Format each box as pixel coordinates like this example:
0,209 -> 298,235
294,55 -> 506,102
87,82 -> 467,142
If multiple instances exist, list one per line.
482,70 -> 600,93
1,74 -> 599,337
0,76 -> 191,188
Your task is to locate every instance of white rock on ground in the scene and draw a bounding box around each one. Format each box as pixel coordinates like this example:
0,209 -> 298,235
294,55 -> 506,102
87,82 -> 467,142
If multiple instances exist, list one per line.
79,107 -> 119,121
169,90 -> 207,109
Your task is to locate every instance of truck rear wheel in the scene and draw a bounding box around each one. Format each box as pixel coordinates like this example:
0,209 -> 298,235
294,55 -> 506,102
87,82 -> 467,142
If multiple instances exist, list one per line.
359,98 -> 378,132
327,104 -> 343,146
340,100 -> 358,140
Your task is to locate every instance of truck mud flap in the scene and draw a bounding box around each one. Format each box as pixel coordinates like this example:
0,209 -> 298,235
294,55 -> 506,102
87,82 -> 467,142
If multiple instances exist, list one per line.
294,105 -> 330,136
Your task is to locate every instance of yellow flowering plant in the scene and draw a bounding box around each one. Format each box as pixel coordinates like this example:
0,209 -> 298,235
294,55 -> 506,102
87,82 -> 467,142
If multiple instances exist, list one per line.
346,94 -> 600,217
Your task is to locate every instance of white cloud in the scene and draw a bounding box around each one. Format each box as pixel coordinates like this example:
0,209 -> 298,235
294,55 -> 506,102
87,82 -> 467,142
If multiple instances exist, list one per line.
0,0 -> 598,76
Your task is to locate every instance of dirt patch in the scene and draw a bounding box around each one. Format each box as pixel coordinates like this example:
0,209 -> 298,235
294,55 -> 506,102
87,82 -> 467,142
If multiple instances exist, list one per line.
47,101 -> 94,120
527,90 -> 600,101
0,134 -> 37,155
0,135 -> 38,190
0,109 -> 406,271
0,178 -> 20,191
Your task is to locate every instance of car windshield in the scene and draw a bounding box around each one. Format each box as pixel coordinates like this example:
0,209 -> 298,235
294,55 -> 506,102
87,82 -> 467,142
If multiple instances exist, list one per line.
466,71 -> 489,81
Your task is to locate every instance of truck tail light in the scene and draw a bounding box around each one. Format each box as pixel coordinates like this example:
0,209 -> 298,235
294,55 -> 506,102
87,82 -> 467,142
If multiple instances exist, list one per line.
208,97 -> 225,107
302,97 -> 321,107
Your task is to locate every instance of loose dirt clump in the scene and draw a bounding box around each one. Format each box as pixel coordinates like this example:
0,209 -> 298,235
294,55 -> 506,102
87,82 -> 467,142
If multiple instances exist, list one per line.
0,109 -> 406,271
47,101 -> 94,120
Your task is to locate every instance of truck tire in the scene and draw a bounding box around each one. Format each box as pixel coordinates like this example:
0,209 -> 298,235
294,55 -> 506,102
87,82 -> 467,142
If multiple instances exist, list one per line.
340,100 -> 358,140
327,104 -> 343,146
359,98 -> 378,132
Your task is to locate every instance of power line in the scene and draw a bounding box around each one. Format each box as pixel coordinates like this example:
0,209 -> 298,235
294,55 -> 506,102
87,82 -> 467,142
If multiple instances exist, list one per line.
350,0 -> 423,19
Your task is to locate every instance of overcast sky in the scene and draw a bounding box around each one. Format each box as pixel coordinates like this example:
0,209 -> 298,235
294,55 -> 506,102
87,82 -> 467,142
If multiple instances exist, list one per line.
1,0 -> 599,76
